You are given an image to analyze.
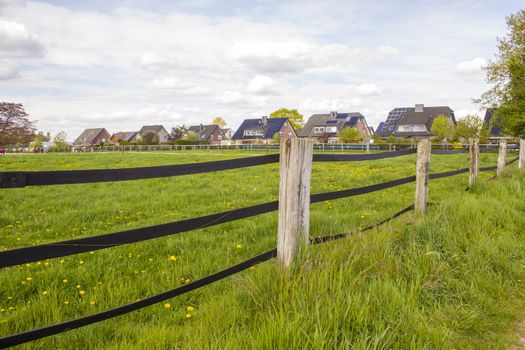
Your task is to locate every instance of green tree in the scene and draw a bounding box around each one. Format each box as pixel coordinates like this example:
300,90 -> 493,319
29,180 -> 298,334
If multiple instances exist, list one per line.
431,115 -> 455,142
185,131 -> 200,142
476,10 -> 525,137
141,131 -> 160,145
53,131 -> 68,150
211,117 -> 226,128
455,114 -> 490,142
272,132 -> 281,144
338,127 -> 363,143
31,134 -> 43,150
269,108 -> 304,130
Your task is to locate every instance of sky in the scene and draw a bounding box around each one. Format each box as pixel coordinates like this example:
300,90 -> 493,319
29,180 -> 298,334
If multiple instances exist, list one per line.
0,0 -> 523,140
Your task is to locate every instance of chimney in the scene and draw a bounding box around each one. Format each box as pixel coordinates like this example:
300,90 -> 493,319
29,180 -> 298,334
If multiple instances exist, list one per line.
415,104 -> 424,112
199,123 -> 204,131
330,111 -> 337,119
261,115 -> 268,126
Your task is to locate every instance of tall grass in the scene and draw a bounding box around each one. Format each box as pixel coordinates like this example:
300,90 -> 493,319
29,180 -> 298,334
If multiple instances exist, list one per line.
0,151 -> 523,349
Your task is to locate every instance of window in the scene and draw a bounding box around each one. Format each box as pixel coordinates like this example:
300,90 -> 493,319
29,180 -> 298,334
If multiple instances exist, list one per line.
255,130 -> 263,136
218,135 -> 222,140
244,130 -> 255,136
313,127 -> 326,134
210,135 -> 214,140
396,124 -> 427,132
325,126 -> 337,133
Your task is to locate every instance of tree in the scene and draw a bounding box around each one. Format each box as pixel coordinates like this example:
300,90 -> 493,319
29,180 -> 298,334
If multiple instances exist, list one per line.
141,131 -> 160,145
272,132 -> 281,144
269,108 -> 304,130
171,125 -> 188,140
53,131 -> 68,150
0,102 -> 36,145
431,115 -> 455,142
31,134 -> 43,150
211,117 -> 226,128
185,131 -> 200,142
476,10 -> 525,137
338,127 -> 363,143
455,114 -> 490,142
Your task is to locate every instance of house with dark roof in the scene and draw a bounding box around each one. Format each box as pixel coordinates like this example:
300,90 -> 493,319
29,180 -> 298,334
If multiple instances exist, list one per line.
187,124 -> 227,145
110,131 -> 140,144
483,108 -> 504,138
232,116 -> 296,144
221,128 -> 233,140
138,125 -> 169,143
377,104 -> 456,138
299,111 -> 372,143
73,128 -> 112,147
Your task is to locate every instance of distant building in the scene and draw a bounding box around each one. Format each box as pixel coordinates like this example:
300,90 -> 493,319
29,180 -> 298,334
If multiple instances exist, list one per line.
221,128 -> 234,140
299,111 -> 372,143
377,104 -> 456,138
73,128 -> 112,147
187,124 -> 227,145
232,116 -> 296,144
111,131 -> 140,144
138,125 -> 170,143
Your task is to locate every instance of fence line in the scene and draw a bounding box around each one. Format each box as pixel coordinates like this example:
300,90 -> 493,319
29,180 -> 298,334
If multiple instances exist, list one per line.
0,139 -> 523,348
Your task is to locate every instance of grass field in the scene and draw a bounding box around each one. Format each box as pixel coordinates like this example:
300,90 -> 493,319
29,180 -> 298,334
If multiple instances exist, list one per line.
0,150 -> 524,349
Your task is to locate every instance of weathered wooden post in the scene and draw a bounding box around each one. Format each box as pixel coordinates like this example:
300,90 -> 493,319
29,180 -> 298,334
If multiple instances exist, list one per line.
518,139 -> 525,169
277,138 -> 314,268
468,138 -> 479,188
366,141 -> 370,153
414,139 -> 431,215
497,139 -> 507,176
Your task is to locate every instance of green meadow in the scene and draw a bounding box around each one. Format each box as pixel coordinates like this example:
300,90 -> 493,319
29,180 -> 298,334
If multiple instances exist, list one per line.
1,150 -> 524,349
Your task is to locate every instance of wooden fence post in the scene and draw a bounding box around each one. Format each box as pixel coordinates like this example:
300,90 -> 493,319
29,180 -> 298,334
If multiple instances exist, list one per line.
414,139 -> 431,215
277,138 -> 314,268
518,139 -> 525,169
497,139 -> 507,176
469,138 -> 479,188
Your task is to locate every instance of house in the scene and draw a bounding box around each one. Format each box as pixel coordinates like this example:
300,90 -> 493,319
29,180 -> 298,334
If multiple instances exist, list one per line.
110,131 -> 140,144
232,116 -> 296,144
73,128 -> 112,147
375,122 -> 385,135
299,111 -> 372,143
187,124 -> 227,145
138,125 -> 170,144
221,128 -> 234,140
377,104 -> 456,138
483,108 -> 504,138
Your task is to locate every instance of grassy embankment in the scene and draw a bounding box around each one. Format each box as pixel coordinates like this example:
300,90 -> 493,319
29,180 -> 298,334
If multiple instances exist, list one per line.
0,150 -> 524,349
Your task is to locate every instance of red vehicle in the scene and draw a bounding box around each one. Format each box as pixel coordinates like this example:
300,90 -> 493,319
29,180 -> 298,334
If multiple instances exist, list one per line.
0,147 -> 5,154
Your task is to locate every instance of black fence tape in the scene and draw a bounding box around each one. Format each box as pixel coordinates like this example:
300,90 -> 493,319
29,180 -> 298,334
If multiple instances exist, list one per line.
312,147 -> 416,162
0,165 -> 493,269
431,149 -> 468,154
0,201 -> 279,269
0,154 -> 280,188
506,157 -> 519,166
0,249 -> 277,349
0,202 -> 417,348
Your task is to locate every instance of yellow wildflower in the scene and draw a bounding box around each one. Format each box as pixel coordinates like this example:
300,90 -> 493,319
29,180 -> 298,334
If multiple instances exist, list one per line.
63,279 -> 68,283
185,314 -> 192,319
89,301 -> 96,305
235,244 -> 242,249
79,290 -> 86,295
42,291 -> 48,296
164,303 -> 171,309
64,301 -> 69,305
168,256 -> 177,261
186,306 -> 194,312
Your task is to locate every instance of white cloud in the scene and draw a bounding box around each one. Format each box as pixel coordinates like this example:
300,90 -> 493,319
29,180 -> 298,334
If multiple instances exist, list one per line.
149,77 -> 210,96
0,60 -> 19,79
0,20 -> 44,58
357,83 -> 383,96
215,91 -> 268,107
377,45 -> 400,55
456,57 -> 487,74
301,98 -> 362,112
246,75 -> 274,94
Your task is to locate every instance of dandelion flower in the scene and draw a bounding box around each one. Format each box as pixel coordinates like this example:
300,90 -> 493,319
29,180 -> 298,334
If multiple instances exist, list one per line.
79,290 -> 86,295
168,256 -> 177,261
164,303 -> 171,309
63,279 -> 68,284
186,306 -> 194,312
64,301 -> 69,305
76,285 -> 81,289
89,301 -> 96,305
79,260 -> 84,265
42,291 -> 48,296
235,244 -> 242,249
185,314 -> 192,318
26,277 -> 32,281
185,278 -> 191,284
